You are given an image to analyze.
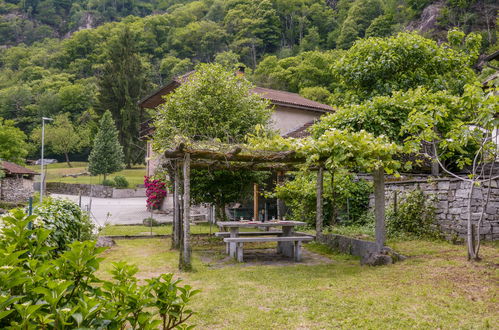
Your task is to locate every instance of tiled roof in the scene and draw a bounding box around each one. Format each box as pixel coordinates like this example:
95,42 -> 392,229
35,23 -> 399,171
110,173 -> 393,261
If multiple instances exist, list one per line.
138,72 -> 334,113
1,161 -> 38,175
283,120 -> 316,138
251,87 -> 333,113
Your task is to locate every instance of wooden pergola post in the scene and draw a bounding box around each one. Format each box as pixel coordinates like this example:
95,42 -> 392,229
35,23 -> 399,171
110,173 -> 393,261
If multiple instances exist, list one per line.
172,160 -> 181,250
253,183 -> 259,221
316,166 -> 324,239
373,166 -> 386,251
277,171 -> 284,220
179,153 -> 192,271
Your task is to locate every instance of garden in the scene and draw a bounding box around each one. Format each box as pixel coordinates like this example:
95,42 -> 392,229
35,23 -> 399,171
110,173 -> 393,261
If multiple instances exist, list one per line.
1,196 -> 498,329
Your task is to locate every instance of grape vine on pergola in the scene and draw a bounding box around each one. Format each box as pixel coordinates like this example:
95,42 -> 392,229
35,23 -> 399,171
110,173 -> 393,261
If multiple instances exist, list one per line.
163,142 -> 388,271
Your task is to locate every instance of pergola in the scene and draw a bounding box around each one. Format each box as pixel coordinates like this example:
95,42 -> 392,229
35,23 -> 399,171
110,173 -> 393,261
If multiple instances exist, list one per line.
164,143 -> 386,271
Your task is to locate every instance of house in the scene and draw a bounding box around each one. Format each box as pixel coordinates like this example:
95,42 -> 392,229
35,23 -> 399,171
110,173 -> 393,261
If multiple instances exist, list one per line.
139,70 -> 334,176
0,161 -> 38,203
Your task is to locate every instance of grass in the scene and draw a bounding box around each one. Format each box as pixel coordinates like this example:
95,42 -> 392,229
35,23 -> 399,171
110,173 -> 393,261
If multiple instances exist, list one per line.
99,223 -> 221,236
99,223 -> 269,236
97,237 -> 499,329
28,162 -> 146,187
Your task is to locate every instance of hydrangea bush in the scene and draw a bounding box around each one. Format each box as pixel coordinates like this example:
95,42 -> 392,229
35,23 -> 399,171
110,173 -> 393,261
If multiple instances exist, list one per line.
33,197 -> 95,254
144,176 -> 168,210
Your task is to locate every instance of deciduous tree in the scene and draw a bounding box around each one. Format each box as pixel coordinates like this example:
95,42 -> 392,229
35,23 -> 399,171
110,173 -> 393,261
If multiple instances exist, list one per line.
0,118 -> 29,164
31,113 -> 90,167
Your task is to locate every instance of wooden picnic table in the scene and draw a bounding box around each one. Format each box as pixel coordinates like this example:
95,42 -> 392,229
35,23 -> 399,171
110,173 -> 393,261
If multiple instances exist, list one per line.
217,220 -> 307,258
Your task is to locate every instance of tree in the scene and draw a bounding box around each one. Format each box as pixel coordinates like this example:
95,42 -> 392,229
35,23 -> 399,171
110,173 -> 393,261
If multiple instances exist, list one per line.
0,118 -> 29,164
403,84 -> 499,261
331,32 -> 480,104
31,113 -> 90,167
88,110 -> 124,181
154,63 -> 272,218
97,25 -> 149,168
154,63 -> 272,149
336,0 -> 384,49
224,0 -> 281,68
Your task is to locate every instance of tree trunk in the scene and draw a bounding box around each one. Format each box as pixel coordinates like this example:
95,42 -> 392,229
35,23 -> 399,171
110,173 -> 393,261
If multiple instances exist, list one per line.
467,180 -> 479,261
179,154 -> 192,271
373,167 -> 386,251
65,153 -> 72,168
316,166 -> 324,239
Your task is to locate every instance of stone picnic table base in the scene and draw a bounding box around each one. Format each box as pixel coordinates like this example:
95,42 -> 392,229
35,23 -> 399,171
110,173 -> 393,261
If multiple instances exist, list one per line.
217,220 -> 308,260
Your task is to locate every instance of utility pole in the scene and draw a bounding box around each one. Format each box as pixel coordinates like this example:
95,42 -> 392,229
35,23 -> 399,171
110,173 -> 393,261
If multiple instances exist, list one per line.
40,117 -> 53,203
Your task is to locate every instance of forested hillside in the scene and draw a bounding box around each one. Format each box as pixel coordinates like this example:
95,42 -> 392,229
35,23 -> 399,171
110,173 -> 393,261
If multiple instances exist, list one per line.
0,0 -> 497,165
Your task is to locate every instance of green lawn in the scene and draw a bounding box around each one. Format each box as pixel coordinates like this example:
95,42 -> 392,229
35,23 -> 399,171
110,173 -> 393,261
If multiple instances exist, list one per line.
99,223 -> 268,236
97,238 -> 499,329
28,162 -> 146,187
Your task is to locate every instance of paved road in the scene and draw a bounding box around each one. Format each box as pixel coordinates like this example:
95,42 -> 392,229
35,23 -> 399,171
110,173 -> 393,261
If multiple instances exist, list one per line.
51,194 -> 172,226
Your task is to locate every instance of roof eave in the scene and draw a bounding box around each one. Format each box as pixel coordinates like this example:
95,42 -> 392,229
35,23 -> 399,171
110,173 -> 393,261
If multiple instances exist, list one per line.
271,101 -> 333,113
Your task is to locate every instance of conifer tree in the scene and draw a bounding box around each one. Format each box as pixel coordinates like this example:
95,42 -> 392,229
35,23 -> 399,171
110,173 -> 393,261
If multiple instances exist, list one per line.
97,25 -> 149,168
88,110 -> 124,181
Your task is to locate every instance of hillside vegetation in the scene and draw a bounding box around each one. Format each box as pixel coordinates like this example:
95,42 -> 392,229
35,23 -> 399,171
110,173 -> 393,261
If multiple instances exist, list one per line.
0,0 -> 496,164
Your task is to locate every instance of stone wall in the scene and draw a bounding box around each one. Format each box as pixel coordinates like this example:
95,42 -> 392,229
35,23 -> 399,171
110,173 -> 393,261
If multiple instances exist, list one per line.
316,233 -> 406,265
0,177 -> 34,202
46,182 -> 146,198
375,177 -> 499,240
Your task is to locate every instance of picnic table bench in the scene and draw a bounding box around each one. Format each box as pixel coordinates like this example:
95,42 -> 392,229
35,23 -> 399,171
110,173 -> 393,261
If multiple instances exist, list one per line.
224,236 -> 313,262
215,231 -> 283,254
217,220 -> 313,262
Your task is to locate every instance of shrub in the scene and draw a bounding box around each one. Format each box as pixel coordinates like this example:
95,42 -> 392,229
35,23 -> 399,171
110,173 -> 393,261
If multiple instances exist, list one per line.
32,197 -> 95,254
144,176 -> 168,210
113,175 -> 129,188
386,189 -> 440,238
0,209 -> 199,329
143,217 -> 160,226
102,178 -> 114,186
273,171 -> 372,226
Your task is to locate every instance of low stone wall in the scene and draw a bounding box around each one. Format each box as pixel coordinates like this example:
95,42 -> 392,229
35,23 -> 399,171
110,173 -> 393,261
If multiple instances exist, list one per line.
376,177 -> 499,240
317,233 -> 378,257
46,182 -> 146,198
316,233 -> 405,265
0,177 -> 34,202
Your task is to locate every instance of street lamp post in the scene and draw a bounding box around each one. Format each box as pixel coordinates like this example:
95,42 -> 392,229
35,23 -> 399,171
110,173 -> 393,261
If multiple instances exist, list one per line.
40,117 -> 53,203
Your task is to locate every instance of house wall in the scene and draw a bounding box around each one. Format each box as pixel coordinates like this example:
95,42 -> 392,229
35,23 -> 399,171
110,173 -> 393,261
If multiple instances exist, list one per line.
271,106 -> 322,135
146,142 -> 162,178
0,177 -> 34,202
372,177 -> 499,240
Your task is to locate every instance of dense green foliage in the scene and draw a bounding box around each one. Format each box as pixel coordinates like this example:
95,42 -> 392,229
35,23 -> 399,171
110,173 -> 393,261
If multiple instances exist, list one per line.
386,189 -> 440,238
0,118 -> 28,164
0,0 -> 495,164
153,63 -> 271,149
273,171 -> 372,225
33,197 -> 95,254
0,209 -> 198,329
96,25 -> 150,167
88,110 -> 124,180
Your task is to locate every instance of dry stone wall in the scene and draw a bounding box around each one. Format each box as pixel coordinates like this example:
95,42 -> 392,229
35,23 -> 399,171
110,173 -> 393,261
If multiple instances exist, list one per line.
46,182 -> 146,198
0,178 -> 34,202
378,177 -> 499,240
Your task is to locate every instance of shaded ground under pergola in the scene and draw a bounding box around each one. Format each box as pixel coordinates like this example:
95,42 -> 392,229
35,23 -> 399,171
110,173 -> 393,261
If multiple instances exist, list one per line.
163,143 -> 387,270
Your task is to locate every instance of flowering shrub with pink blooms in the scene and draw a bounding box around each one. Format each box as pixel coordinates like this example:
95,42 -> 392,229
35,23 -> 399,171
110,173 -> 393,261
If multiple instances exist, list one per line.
144,176 -> 168,210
